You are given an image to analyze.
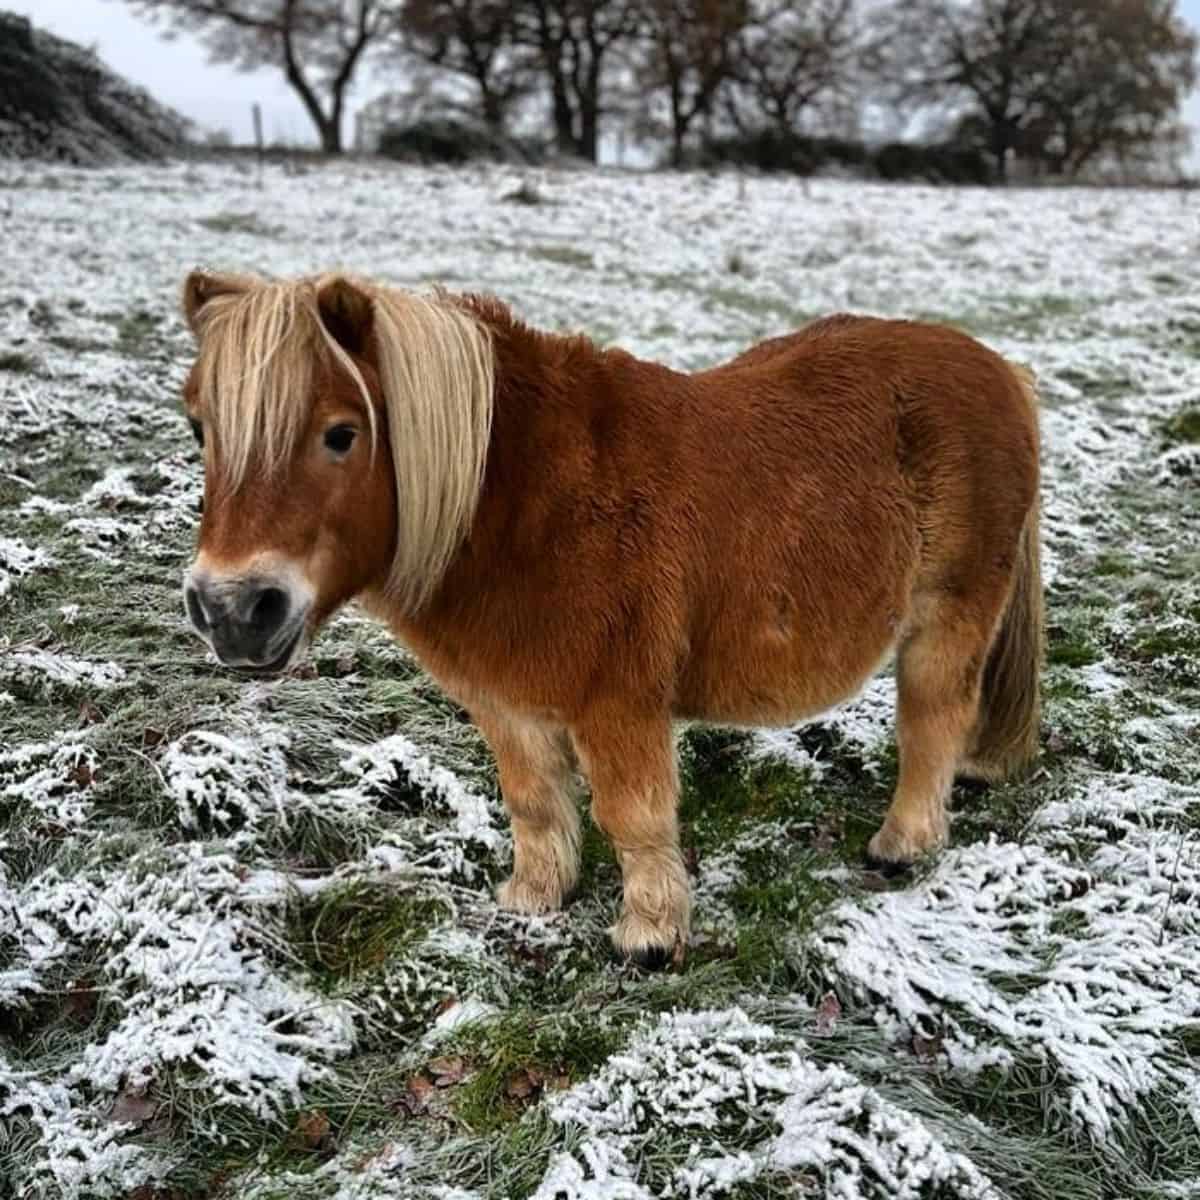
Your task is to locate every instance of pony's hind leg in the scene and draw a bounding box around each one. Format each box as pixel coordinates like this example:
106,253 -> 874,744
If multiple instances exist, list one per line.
474,706 -> 581,914
571,710 -> 690,969
867,591 -> 1006,869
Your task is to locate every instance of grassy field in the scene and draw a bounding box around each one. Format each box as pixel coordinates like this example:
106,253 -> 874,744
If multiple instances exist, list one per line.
1,159 -> 1198,1200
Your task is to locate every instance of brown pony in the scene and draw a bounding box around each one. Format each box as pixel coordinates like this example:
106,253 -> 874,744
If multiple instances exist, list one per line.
179,269 -> 1043,968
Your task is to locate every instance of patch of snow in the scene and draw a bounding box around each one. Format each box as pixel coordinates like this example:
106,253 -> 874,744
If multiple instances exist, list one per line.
0,534 -> 54,598
2,847 -> 357,1191
542,1008 -> 998,1198
0,733 -> 97,836
807,775 -> 1200,1141
428,996 -> 500,1038
342,733 -> 506,860
4,648 -> 126,691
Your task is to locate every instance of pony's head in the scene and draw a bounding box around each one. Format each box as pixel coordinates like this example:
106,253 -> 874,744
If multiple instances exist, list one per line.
179,269 -> 494,671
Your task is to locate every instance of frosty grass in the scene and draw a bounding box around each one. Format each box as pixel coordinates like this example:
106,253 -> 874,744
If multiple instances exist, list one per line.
1,159 -> 1198,1198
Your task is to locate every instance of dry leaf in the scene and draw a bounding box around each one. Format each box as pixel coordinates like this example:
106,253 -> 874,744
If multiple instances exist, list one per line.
64,979 -> 98,1026
810,814 -> 843,854
141,727 -> 165,750
108,1089 -> 158,1127
428,1056 -> 466,1087
293,1109 -> 334,1152
505,1066 -> 545,1100
77,700 -> 104,725
814,990 -> 841,1037
69,761 -> 94,789
399,1073 -> 434,1115
911,1031 -> 944,1060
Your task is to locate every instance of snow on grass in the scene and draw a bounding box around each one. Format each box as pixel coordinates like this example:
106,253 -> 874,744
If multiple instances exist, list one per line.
0,1062 -> 174,1200
163,719 -> 294,838
3,158 -> 1200,1198
0,533 -> 54,598
3,647 -> 126,692
162,716 -> 504,883
0,732 -> 97,834
341,733 -> 507,867
2,847 -> 358,1192
539,1009 -> 999,1199
806,774 -> 1200,1142
72,854 -> 358,1122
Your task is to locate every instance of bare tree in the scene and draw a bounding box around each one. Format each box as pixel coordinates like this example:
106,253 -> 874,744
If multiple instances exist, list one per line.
725,0 -> 859,137
119,0 -> 394,153
1026,0 -> 1196,176
512,0 -> 644,162
875,0 -> 1196,181
400,0 -> 536,131
637,0 -> 749,167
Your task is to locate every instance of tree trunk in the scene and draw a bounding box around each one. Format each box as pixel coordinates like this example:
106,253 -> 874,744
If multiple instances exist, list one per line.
319,116 -> 342,154
283,33 -> 343,155
579,59 -> 601,162
990,123 -> 1008,182
551,74 -> 576,155
481,87 -> 506,132
669,74 -> 687,167
580,101 -> 599,162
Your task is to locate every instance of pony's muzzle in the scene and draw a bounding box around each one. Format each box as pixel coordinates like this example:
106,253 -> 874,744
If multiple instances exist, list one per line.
183,569 -> 307,671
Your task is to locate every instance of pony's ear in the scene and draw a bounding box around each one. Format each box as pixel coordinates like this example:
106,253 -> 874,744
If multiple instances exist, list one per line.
317,276 -> 373,357
182,269 -> 250,336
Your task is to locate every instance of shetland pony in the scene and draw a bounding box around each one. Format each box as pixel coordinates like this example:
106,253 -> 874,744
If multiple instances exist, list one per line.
179,269 -> 1043,968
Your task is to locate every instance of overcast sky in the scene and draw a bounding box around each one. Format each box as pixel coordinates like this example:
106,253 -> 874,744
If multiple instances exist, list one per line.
11,0 -> 1200,157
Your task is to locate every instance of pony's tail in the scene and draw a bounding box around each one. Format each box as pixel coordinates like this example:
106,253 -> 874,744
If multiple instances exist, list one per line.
964,365 -> 1044,781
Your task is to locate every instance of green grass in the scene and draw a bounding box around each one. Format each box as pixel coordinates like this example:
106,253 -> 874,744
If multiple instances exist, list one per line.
5,170 -> 1200,1200
448,1008 -> 623,1134
196,211 -> 282,237
528,244 -> 594,269
0,348 -> 37,372
1164,407 -> 1200,444
115,306 -> 162,353
288,883 -> 447,981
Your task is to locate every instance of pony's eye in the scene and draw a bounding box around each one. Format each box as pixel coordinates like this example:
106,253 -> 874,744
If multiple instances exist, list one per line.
324,424 -> 357,455
189,418 -> 204,447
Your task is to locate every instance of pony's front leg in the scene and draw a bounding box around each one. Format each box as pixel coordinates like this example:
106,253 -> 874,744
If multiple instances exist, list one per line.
571,710 -> 690,969
472,707 -> 581,914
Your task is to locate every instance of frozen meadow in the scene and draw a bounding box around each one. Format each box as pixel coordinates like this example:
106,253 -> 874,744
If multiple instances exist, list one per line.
0,158 -> 1198,1199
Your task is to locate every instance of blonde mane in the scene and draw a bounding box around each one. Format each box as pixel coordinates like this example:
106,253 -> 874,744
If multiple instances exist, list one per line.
191,272 -> 495,614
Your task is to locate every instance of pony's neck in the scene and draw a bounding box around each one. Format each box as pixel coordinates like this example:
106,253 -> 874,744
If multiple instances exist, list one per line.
432,292 -> 608,547
457,293 -> 602,396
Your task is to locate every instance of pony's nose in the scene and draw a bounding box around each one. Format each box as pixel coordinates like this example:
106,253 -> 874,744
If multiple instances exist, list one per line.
184,574 -> 295,665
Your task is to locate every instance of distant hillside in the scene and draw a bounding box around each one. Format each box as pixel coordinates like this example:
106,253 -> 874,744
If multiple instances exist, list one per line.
0,10 -> 191,164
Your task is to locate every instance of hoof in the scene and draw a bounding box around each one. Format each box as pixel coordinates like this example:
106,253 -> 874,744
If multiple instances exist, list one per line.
609,910 -> 686,971
629,943 -> 671,972
867,816 -> 946,871
863,850 -> 913,879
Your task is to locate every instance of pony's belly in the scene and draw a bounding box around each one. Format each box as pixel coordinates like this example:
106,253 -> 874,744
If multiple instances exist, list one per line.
673,615 -> 899,728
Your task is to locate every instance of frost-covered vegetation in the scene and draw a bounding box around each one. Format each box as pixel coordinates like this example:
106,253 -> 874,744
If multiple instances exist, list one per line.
0,11 -> 190,166
1,159 -> 1198,1199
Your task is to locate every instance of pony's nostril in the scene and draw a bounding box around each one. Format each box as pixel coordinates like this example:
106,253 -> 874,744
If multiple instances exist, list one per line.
185,585 -> 209,633
249,586 -> 289,632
